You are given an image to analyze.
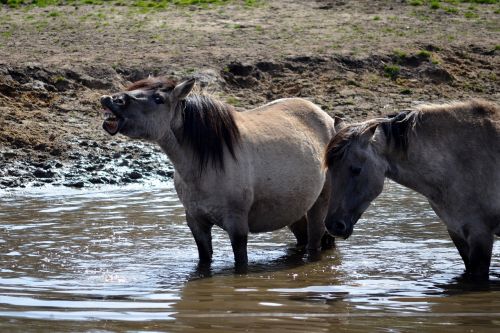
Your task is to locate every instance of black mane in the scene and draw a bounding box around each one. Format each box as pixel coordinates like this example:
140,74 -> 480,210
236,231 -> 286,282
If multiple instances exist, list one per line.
324,110 -> 419,168
179,95 -> 240,173
381,110 -> 419,153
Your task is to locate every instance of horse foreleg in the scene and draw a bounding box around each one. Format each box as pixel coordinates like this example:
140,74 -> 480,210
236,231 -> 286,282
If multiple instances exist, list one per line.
226,215 -> 249,273
448,228 -> 471,272
306,181 -> 332,257
186,212 -> 213,266
289,216 -> 308,248
465,228 -> 493,280
448,221 -> 493,281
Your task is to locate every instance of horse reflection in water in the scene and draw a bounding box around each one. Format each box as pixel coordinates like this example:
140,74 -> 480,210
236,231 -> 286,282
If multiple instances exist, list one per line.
100,76 -> 341,272
324,100 -> 500,280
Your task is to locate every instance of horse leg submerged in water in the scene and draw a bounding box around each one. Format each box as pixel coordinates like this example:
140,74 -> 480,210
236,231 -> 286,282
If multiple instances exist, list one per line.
447,222 -> 494,279
289,180 -> 335,252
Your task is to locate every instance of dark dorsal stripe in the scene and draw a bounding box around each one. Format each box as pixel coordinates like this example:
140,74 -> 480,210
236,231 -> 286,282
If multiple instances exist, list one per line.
180,95 -> 240,173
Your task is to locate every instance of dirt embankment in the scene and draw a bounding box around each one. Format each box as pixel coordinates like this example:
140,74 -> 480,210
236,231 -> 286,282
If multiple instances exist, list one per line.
0,0 -> 498,189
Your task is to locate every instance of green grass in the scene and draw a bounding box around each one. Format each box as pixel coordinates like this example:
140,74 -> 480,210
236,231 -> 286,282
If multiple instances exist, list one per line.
444,6 -> 459,13
1,30 -> 13,37
0,0 -> 251,8
464,10 -> 480,17
393,49 -> 408,59
416,50 -> 432,58
407,0 -> 498,6
384,64 -> 401,79
430,0 -> 441,8
225,95 -> 241,106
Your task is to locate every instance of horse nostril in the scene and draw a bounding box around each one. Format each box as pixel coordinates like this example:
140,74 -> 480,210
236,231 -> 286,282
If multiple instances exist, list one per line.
334,221 -> 346,232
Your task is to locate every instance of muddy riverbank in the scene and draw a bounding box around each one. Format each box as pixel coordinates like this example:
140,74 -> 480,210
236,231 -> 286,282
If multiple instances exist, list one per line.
0,0 -> 498,189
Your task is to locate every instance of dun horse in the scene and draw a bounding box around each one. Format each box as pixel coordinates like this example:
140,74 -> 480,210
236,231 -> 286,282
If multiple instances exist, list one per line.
324,100 -> 499,280
100,77 -> 339,271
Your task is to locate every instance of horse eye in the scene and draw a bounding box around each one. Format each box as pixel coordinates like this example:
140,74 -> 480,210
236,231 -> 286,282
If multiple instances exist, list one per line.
112,94 -> 128,106
350,166 -> 362,176
153,94 -> 164,104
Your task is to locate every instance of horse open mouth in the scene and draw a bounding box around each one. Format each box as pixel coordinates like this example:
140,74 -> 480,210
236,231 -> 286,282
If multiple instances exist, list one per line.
102,109 -> 122,136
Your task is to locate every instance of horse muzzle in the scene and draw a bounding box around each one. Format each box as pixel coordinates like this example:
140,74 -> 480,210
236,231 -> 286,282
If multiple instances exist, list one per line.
325,218 -> 354,239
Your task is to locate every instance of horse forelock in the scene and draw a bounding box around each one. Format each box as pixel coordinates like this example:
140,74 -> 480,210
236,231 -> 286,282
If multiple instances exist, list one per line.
126,76 -> 177,92
180,94 -> 240,173
324,123 -> 370,168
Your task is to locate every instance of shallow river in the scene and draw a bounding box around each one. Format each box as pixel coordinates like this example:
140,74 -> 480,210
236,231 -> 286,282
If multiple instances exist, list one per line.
1,181 -> 499,332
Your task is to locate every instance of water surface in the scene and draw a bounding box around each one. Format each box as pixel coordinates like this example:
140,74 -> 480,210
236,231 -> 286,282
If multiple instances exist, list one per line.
1,181 -> 499,332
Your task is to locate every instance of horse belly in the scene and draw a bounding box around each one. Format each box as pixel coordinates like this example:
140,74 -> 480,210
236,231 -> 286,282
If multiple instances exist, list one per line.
247,193 -> 317,233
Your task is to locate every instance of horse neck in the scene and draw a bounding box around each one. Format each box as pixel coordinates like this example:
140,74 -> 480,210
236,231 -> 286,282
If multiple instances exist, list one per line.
381,130 -> 446,204
155,127 -> 200,181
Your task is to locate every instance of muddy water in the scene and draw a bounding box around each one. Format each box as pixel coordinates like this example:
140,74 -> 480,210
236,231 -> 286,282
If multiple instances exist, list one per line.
1,181 -> 499,332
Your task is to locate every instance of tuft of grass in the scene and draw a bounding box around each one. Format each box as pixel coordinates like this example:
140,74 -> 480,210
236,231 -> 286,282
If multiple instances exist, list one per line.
464,10 -> 480,18
1,30 -> 13,38
373,15 -> 380,20
393,49 -> 408,59
400,88 -> 412,95
409,0 -> 424,5
416,50 -> 432,59
226,96 -> 241,106
430,0 -> 441,9
384,64 -> 401,79
52,76 -> 65,83
444,6 -> 459,13
244,0 -> 262,7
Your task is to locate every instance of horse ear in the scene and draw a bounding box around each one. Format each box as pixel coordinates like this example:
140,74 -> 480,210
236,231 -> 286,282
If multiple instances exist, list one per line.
173,78 -> 195,100
334,116 -> 346,131
361,123 -> 379,142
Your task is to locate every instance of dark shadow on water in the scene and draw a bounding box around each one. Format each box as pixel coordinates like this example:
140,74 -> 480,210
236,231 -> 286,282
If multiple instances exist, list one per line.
434,272 -> 500,295
187,245 -> 337,280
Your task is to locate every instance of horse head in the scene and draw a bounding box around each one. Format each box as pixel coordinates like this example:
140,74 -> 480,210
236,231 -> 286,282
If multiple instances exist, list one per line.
100,77 -> 195,141
323,121 -> 388,239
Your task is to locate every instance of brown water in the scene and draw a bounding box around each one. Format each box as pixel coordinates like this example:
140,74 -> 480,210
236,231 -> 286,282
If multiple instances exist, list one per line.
1,181 -> 499,332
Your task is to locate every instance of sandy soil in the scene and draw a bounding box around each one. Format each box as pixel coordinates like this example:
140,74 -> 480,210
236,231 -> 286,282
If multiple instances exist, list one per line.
0,0 -> 498,189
